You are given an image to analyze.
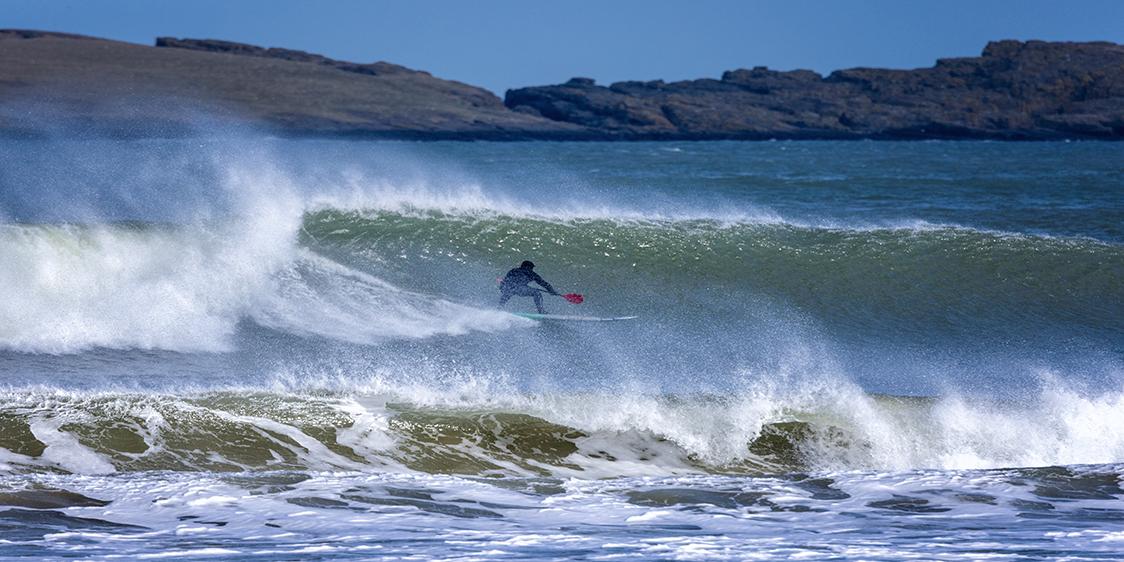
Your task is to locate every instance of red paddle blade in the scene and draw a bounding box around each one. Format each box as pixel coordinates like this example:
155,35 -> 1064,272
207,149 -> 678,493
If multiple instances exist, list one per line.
563,293 -> 584,304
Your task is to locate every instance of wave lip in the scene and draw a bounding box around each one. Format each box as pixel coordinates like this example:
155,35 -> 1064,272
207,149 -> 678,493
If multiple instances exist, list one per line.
0,217 -> 524,354
0,223 -> 279,354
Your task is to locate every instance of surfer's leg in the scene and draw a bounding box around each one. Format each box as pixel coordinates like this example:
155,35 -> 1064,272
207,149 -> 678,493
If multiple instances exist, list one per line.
507,285 -> 544,313
498,289 -> 512,306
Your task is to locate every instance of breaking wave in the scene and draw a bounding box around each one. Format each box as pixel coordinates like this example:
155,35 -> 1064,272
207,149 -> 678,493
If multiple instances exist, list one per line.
0,138 -> 1120,480
1,379 -> 1122,477
1,200 -> 1117,354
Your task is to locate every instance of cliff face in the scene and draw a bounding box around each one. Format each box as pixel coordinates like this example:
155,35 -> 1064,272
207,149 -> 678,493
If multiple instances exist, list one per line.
2,31 -> 1122,140
505,40 -> 1124,139
0,30 -> 583,138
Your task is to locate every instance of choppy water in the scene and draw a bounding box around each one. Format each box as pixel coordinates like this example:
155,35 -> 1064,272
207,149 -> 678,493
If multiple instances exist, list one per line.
0,139 -> 1121,560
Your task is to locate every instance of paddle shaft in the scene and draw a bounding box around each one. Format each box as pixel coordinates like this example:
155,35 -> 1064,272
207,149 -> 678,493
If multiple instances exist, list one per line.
535,288 -> 583,304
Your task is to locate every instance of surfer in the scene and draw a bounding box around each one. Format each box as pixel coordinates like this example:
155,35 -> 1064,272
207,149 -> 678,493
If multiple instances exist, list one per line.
498,260 -> 558,314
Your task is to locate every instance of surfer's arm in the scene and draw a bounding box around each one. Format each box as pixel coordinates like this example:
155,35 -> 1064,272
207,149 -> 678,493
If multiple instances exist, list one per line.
531,273 -> 559,295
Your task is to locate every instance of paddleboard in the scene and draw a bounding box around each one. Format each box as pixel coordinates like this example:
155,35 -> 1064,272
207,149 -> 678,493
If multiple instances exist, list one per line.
512,312 -> 638,322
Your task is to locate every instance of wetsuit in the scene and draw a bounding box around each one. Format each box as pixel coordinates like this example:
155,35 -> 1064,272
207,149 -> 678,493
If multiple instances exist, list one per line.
499,264 -> 557,313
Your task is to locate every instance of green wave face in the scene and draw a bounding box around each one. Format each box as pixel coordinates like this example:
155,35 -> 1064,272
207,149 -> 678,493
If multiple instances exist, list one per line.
302,210 -> 1124,348
0,392 -> 771,476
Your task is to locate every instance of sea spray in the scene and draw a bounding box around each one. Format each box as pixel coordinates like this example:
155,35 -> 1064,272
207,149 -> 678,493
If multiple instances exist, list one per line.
0,145 -> 527,353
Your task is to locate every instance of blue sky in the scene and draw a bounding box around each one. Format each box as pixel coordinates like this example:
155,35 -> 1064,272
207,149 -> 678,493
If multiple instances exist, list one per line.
6,0 -> 1123,94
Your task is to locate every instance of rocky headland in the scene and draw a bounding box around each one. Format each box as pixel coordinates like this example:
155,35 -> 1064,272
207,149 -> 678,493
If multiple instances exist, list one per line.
2,30 -> 1122,139
0,30 -> 580,139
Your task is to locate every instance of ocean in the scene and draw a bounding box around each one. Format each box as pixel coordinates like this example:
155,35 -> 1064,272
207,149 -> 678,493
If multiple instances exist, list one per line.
0,138 -> 1121,560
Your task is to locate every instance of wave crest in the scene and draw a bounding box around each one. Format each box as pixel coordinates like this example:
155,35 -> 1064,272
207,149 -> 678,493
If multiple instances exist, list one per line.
3,379 -> 1122,476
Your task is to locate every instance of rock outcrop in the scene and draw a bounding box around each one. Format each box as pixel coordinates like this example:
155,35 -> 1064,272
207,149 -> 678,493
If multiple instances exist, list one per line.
505,40 -> 1124,139
0,30 -> 583,138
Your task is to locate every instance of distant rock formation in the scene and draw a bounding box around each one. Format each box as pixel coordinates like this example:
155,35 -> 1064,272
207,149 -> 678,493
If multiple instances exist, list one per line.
1,30 -> 1121,140
154,37 -> 423,77
505,40 -> 1124,139
0,30 -> 582,138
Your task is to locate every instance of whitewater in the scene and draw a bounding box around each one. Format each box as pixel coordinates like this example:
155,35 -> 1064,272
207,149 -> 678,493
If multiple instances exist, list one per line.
0,138 -> 1121,560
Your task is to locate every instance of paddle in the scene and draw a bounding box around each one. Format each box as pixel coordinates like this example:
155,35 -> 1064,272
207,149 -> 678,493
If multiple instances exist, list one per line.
562,293 -> 584,304
532,288 -> 583,304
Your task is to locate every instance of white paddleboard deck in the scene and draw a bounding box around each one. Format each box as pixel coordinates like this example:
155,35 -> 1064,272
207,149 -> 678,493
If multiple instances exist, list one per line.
512,312 -> 638,322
